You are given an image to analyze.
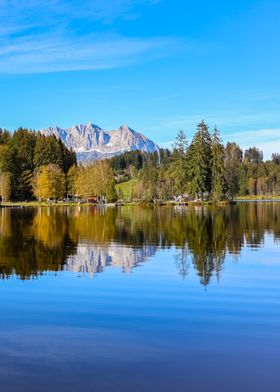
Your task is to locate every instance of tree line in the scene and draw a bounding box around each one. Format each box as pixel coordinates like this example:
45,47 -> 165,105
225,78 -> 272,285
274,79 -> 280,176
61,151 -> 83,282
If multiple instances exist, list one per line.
112,121 -> 280,201
0,127 -> 118,202
0,128 -> 76,201
1,122 -> 280,202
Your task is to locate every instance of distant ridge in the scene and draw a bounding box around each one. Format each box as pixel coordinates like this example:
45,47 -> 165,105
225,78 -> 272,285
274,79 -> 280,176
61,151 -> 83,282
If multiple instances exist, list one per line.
40,122 -> 160,162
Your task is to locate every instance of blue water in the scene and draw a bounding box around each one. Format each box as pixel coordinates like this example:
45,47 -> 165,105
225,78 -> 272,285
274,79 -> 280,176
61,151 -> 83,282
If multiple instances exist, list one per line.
0,205 -> 280,391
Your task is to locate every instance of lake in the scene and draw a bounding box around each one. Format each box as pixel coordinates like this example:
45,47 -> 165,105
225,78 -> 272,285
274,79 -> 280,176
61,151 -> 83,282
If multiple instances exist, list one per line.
0,203 -> 280,391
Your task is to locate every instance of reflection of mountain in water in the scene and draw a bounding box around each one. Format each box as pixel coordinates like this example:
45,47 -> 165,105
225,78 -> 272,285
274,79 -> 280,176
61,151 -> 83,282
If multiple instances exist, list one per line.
0,203 -> 280,284
65,244 -> 157,276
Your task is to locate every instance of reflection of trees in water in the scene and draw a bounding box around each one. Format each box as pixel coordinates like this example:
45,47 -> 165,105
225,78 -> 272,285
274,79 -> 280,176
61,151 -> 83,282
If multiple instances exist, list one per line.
0,208 -> 76,279
0,202 -> 280,283
172,209 -> 227,285
174,246 -> 190,279
31,207 -> 68,246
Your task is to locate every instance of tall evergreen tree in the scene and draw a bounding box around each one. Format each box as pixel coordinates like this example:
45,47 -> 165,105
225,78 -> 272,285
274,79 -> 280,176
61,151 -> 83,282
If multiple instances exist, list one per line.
11,129 -> 37,199
188,121 -> 212,199
211,127 -> 227,200
58,138 -> 77,173
272,153 -> 280,165
0,129 -> 11,145
0,141 -> 21,200
224,142 -> 243,198
34,135 -> 64,170
244,147 -> 263,164
168,130 -> 188,195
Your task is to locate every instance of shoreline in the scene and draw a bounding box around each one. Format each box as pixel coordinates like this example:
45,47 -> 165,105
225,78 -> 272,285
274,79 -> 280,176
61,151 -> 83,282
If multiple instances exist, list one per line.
0,200 -> 237,208
235,195 -> 280,201
2,197 -> 280,208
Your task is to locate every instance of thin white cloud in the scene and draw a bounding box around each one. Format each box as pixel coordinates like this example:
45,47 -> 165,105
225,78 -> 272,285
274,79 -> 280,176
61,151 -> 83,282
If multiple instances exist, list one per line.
226,128 -> 280,141
148,109 -> 280,153
0,33 -> 179,74
224,128 -> 280,159
0,0 -> 181,74
159,111 -> 280,130
0,0 -> 160,26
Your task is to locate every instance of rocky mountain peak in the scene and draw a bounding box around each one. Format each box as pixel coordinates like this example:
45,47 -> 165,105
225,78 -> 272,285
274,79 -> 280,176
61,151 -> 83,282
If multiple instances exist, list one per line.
40,122 -> 159,162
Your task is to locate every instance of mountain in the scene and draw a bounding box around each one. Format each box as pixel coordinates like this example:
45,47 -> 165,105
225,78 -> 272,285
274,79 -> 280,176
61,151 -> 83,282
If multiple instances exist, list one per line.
64,243 -> 157,277
40,122 -> 160,162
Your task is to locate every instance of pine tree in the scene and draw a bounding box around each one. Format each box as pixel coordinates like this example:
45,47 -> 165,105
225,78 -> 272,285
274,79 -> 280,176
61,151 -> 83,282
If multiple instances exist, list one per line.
224,142 -> 243,198
0,144 -> 20,200
34,135 -> 63,170
169,130 -> 188,195
188,121 -> 212,199
211,127 -> 227,200
12,128 -> 36,172
17,170 -> 34,200
0,129 -> 11,145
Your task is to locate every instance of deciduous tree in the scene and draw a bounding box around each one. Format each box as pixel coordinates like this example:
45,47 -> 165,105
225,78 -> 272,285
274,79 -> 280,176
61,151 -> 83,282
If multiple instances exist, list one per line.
33,164 -> 65,201
0,172 -> 11,202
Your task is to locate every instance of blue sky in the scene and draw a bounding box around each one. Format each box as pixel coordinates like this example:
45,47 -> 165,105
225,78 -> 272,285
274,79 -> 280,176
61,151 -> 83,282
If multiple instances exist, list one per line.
0,0 -> 279,157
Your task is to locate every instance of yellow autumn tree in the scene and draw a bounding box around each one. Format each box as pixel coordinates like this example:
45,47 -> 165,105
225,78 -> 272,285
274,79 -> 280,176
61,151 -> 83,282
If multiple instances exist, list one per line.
66,165 -> 79,197
75,166 -> 93,199
33,164 -> 66,201
74,161 -> 116,201
0,172 -> 11,202
94,160 -> 116,201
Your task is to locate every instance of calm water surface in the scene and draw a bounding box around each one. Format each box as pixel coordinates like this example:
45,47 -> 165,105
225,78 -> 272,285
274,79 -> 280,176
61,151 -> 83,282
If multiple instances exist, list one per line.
0,203 -> 280,391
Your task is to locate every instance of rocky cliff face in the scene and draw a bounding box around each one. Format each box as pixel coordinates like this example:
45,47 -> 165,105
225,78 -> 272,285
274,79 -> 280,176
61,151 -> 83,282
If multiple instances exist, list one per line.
40,122 -> 159,162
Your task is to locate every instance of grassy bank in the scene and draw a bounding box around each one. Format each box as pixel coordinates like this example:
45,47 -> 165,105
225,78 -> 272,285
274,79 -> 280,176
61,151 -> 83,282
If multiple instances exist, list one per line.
236,195 -> 280,200
0,201 -> 98,208
1,199 -> 237,208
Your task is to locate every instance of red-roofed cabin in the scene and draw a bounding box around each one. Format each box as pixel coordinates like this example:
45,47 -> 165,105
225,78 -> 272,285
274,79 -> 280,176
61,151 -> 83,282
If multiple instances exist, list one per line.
88,196 -> 98,203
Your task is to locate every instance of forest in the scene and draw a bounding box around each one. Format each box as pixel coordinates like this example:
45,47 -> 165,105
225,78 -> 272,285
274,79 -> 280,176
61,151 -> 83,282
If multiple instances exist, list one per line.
0,128 -> 76,201
111,121 -> 280,202
0,121 -> 280,202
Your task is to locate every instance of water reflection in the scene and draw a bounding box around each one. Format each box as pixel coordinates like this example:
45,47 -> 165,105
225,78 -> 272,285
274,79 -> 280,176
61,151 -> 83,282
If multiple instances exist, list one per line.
0,203 -> 280,283
65,244 -> 156,276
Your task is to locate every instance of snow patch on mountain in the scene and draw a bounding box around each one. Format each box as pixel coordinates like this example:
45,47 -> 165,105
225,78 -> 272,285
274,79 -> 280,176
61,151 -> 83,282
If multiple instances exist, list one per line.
40,122 -> 160,162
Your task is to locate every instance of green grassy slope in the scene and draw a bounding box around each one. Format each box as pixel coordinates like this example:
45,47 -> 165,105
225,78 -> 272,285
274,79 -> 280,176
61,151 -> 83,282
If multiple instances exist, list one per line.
115,179 -> 138,202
